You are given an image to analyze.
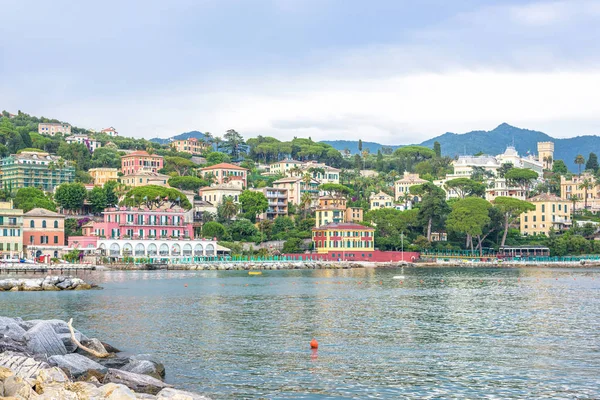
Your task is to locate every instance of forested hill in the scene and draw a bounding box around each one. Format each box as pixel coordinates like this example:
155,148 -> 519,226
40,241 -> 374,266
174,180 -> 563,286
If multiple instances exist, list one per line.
322,123 -> 600,171
150,130 -> 206,145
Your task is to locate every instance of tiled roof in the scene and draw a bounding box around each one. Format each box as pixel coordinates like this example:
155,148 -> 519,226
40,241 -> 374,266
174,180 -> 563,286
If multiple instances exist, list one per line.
313,222 -> 374,231
527,193 -> 563,202
200,163 -> 247,171
24,208 -> 63,217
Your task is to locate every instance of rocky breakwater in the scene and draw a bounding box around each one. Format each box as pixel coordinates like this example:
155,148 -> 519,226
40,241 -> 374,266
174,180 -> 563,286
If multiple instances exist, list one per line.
0,276 -> 97,292
0,316 -> 209,399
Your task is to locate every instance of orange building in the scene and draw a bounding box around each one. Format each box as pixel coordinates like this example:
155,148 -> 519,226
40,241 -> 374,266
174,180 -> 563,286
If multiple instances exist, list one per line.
23,208 -> 66,258
199,163 -> 248,187
170,138 -> 210,155
121,151 -> 164,175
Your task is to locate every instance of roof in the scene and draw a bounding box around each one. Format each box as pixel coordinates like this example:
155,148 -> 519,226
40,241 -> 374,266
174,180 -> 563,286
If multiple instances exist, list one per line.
313,222 -> 374,231
200,163 -> 247,171
527,193 -> 564,202
396,174 -> 428,184
370,191 -> 392,198
272,159 -> 302,164
24,208 -> 63,217
121,151 -> 163,158
123,170 -> 169,178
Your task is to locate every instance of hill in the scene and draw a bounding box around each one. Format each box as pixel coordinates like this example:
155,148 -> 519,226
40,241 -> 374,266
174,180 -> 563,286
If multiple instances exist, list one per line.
322,123 -> 600,171
150,130 -> 206,145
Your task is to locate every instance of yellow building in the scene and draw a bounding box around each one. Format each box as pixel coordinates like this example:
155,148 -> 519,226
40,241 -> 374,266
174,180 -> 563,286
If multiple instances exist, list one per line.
560,173 -> 599,211
315,196 -> 364,227
121,171 -> 170,188
312,223 -> 374,254
198,181 -> 244,206
0,200 -> 24,259
537,142 -> 554,170
89,168 -> 119,186
346,207 -> 363,223
520,193 -> 571,236
395,172 -> 428,201
369,191 -> 394,210
170,138 -> 210,156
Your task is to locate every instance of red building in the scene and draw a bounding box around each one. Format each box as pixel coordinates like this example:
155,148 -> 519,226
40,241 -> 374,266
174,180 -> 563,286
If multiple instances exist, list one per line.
121,151 -> 164,175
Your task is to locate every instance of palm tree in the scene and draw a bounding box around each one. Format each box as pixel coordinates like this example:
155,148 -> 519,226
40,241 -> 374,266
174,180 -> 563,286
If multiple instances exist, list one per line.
575,154 -> 585,176
300,191 -> 313,217
213,136 -> 222,152
579,178 -> 594,209
542,156 -> 549,170
220,196 -> 239,221
289,166 -> 303,177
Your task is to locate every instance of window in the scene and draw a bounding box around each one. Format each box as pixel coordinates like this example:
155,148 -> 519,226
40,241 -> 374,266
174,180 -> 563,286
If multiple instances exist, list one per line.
42,220 -> 46,228
54,220 -> 58,228
542,204 -> 545,212
54,236 -> 58,244
533,216 -> 536,222
30,220 -> 34,228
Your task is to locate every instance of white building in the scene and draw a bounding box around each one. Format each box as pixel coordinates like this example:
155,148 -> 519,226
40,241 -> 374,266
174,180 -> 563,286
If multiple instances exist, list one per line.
65,135 -> 102,153
101,127 -> 118,136
98,238 -> 226,263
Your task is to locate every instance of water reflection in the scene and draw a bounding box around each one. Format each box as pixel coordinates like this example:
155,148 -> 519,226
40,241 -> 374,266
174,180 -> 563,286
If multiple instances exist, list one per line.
1,267 -> 599,399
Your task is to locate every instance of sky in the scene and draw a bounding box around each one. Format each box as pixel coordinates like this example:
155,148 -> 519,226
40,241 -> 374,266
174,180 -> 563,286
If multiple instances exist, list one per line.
1,0 -> 600,144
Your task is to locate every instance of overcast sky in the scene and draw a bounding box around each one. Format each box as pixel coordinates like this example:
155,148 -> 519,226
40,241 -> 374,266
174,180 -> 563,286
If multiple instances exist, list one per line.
1,0 -> 600,144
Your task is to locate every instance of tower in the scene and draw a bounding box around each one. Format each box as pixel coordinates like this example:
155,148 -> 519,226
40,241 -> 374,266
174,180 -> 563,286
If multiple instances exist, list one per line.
537,142 -> 554,170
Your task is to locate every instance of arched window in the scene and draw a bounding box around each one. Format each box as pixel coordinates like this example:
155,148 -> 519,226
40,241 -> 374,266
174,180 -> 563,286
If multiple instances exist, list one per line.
109,243 -> 120,256
42,220 -> 46,228
193,244 -> 203,256
171,244 -> 181,256
147,244 -> 157,256
135,243 -> 145,256
29,220 -> 34,228
205,244 -> 215,256
54,220 -> 58,228
182,244 -> 192,256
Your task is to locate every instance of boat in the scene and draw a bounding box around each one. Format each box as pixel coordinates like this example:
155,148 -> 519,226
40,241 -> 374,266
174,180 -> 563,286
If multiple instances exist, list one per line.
248,271 -> 262,275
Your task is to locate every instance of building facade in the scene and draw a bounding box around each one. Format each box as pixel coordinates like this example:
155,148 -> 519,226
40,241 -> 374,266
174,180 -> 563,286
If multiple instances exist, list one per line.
302,161 -> 341,184
395,172 -> 428,202
272,176 -> 320,205
269,159 -> 304,176
254,187 -> 288,220
538,142 -> 555,170
101,127 -> 118,136
121,151 -> 164,175
0,151 -> 75,192
121,171 -> 170,188
65,135 -> 102,153
170,138 -> 210,155
520,193 -> 571,236
89,168 -> 119,186
198,181 -> 244,206
199,163 -> 248,186
315,196 -> 363,228
38,123 -> 71,136
23,208 -> 66,259
369,191 -> 394,210
312,222 -> 375,254
0,201 -> 23,259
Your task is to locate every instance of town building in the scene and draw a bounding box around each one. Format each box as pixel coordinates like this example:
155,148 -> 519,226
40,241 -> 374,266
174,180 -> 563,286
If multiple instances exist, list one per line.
485,178 -> 527,202
346,207 -> 364,223
302,161 -> 341,184
0,201 -> 23,259
38,123 -> 71,136
269,159 -> 304,176
394,172 -> 428,202
272,176 -> 320,205
170,138 -> 210,156
560,173 -> 599,211
121,171 -> 170,188
23,208 -> 66,259
253,187 -> 288,220
520,193 -> 571,236
0,151 -> 75,192
101,127 -> 118,136
198,181 -> 243,206
369,191 -> 394,210
199,163 -> 248,187
360,170 -> 379,178
89,168 -> 119,186
120,151 -> 164,175
538,142 -> 555,170
315,196 -> 364,228
65,135 -> 102,153
312,222 -> 374,254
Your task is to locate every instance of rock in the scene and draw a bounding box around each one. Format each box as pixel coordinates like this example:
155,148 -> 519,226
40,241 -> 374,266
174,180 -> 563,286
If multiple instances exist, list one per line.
0,365 -> 14,380
0,278 -> 20,291
22,278 -> 43,291
0,335 -> 30,354
28,319 -> 87,353
36,383 -> 79,399
96,356 -> 131,370
24,321 -> 69,356
41,282 -> 60,291
156,388 -> 212,399
122,356 -> 164,379
103,369 -> 171,395
56,279 -> 74,290
74,283 -> 93,290
35,366 -> 69,385
101,341 -> 122,353
0,352 -> 50,380
99,382 -> 138,399
82,338 -> 109,356
65,381 -> 103,398
0,316 -> 27,341
136,393 -> 158,399
48,353 -> 108,378
3,375 -> 36,398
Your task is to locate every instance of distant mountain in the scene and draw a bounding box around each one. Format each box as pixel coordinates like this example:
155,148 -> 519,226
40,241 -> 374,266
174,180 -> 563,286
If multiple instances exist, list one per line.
150,130 -> 206,145
321,123 -> 600,171
320,140 -> 401,155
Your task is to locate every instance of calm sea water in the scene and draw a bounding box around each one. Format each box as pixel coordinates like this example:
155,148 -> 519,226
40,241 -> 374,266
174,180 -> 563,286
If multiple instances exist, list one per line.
1,267 -> 599,399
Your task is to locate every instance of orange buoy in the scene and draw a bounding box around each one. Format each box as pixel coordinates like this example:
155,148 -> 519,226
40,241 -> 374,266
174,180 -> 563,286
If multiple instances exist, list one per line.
310,338 -> 319,349
184,284 -> 188,287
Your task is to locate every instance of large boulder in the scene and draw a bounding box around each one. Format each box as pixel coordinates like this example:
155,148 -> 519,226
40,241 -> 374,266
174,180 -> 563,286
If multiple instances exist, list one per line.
98,382 -> 138,399
26,319 -> 87,353
0,352 -> 50,380
48,353 -> 108,378
121,356 -> 165,380
24,321 -> 69,356
0,316 -> 27,341
22,278 -> 43,291
82,338 -> 109,356
0,278 -> 20,291
0,335 -> 29,354
64,381 -> 104,399
103,368 -> 171,395
2,375 -> 36,398
156,388 -> 212,399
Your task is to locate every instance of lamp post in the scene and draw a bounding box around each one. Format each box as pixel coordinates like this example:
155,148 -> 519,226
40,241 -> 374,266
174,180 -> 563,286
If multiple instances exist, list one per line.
401,231 -> 404,261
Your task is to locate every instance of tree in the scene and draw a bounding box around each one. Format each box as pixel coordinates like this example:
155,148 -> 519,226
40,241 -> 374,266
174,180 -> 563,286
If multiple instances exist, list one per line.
505,168 -> 538,197
168,176 -> 207,191
444,178 -> 486,199
497,163 -> 514,178
229,218 -> 259,241
493,197 -> 535,247
223,129 -> 244,159
364,208 -> 419,250
300,191 -> 313,217
239,190 -> 268,222
163,156 -> 196,176
87,186 -> 107,214
13,187 -> 56,212
446,197 -> 491,255
410,182 -> 449,241
272,216 -> 295,238
202,221 -> 227,240
57,142 -> 91,171
575,154 -> 585,176
319,183 -> 352,199
120,185 -> 192,210
104,180 -> 119,207
218,196 -> 239,221
586,152 -> 599,172
433,141 -> 441,158
358,139 -> 363,152
90,147 -> 121,169
55,183 -> 87,211
579,178 -> 594,210
205,151 -> 231,165
282,238 -> 303,253
552,160 -> 568,174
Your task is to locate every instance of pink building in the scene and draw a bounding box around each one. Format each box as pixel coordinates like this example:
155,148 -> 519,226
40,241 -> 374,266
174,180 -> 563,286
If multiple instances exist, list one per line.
89,206 -> 193,239
199,163 -> 248,187
121,151 -> 164,175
